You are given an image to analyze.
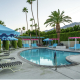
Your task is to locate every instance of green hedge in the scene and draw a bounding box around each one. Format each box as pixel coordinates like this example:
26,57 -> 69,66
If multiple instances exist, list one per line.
43,31 -> 80,43
5,40 -> 9,50
3,41 -> 6,48
17,39 -> 22,48
12,41 -> 17,48
0,39 -> 1,51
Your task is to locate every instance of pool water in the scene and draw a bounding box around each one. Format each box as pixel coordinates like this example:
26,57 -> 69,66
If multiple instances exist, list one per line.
20,48 -> 80,66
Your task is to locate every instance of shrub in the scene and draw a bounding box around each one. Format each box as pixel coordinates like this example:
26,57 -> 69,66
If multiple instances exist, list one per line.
0,39 -> 1,51
3,41 -> 6,48
5,40 -> 9,50
12,41 -> 17,48
17,39 -> 22,48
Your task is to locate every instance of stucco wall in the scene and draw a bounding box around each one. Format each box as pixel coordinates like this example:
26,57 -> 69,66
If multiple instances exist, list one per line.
61,41 -> 79,48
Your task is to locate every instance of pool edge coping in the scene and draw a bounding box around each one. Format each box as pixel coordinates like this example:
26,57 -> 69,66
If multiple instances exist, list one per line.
17,47 -> 79,68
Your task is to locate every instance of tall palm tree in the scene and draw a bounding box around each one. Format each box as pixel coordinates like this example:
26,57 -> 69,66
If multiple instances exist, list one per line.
22,7 -> 29,35
30,24 -> 33,31
33,23 -> 38,37
15,28 -> 18,31
30,18 -> 34,30
19,28 -> 21,35
45,22 -> 56,30
22,26 -> 26,34
37,0 -> 40,44
27,0 -> 37,37
0,20 -> 6,26
44,9 -> 72,44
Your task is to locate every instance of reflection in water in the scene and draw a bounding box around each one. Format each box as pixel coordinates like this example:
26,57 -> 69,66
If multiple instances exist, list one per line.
20,48 -> 80,66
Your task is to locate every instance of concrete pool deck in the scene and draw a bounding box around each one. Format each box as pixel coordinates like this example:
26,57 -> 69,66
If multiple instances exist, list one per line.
0,47 -> 80,79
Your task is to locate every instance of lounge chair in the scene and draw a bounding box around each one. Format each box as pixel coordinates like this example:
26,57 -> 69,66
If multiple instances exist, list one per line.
4,52 -> 10,55
31,43 -> 38,48
49,43 -> 57,48
26,44 -> 30,48
0,54 -> 10,59
0,56 -> 16,65
0,61 -> 23,72
23,44 -> 30,48
69,44 -> 80,49
3,57 -> 15,60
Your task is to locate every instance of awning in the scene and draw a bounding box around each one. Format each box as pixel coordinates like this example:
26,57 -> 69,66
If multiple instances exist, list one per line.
31,39 -> 38,40
22,39 -> 30,40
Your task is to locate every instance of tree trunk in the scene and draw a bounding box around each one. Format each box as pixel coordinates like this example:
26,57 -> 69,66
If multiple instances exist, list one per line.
54,26 -> 55,30
56,23 -> 60,44
31,2 -> 37,38
32,20 -> 33,30
37,0 -> 40,44
26,12 -> 29,35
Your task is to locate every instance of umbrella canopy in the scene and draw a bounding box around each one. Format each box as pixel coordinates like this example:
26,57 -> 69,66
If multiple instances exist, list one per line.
1,36 -> 18,41
0,24 -> 20,36
0,25 -> 20,40
43,38 -> 53,41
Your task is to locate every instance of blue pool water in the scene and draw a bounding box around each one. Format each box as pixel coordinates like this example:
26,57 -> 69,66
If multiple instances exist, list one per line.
20,48 -> 80,66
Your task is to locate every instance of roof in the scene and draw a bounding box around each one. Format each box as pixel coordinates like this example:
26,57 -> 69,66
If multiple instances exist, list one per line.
50,38 -> 59,40
17,36 -> 44,39
69,37 -> 80,39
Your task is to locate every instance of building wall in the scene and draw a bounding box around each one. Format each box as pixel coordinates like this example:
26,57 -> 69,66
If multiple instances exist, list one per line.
61,41 -> 79,48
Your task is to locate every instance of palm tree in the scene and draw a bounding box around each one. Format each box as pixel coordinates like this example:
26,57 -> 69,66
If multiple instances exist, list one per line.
44,9 -> 72,44
30,24 -> 33,31
27,0 -> 37,37
22,7 -> 29,35
33,23 -> 37,27
19,28 -> 21,35
0,20 -> 6,26
22,26 -> 26,34
37,0 -> 40,44
30,18 -> 34,30
45,22 -> 56,30
33,23 -> 37,37
15,28 -> 18,31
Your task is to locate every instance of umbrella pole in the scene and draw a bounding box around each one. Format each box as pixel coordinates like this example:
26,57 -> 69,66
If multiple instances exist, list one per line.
54,52 -> 57,70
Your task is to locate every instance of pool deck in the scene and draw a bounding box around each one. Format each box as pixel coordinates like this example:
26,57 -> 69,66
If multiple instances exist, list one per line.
0,47 -> 80,79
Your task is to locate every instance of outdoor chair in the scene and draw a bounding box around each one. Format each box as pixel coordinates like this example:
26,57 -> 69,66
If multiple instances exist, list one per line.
69,44 -> 80,49
0,61 -> 23,72
4,52 -> 10,55
25,44 -> 29,47
0,54 -> 9,57
23,44 -> 30,48
31,43 -> 38,48
49,43 -> 57,48
3,57 -> 15,60
0,57 -> 15,64
0,54 -> 10,59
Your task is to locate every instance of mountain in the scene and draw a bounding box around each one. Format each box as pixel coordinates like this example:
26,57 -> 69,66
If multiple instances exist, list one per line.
45,22 -> 80,32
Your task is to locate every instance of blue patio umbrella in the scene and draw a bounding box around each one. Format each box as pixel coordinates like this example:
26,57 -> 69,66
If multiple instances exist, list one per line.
0,24 -> 20,40
1,36 -> 18,41
8,37 -> 18,41
43,38 -> 52,45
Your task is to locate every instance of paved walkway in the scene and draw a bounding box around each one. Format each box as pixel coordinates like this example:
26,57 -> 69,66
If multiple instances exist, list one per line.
0,48 -> 80,79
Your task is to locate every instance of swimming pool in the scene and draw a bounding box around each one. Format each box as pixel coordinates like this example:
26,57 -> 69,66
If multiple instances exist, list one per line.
20,48 -> 80,66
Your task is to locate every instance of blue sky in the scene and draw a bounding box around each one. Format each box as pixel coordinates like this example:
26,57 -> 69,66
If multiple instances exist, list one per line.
0,0 -> 80,31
